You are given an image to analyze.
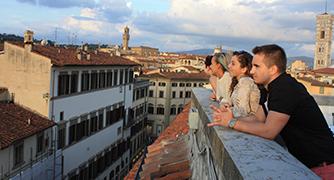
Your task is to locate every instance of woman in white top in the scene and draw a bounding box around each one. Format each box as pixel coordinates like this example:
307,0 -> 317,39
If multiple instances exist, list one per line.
227,51 -> 260,118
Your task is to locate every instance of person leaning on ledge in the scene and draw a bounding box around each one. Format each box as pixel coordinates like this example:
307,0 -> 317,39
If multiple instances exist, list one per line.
208,44 -> 334,179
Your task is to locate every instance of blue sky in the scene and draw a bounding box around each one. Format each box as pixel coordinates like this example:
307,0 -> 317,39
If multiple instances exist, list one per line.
0,0 -> 333,57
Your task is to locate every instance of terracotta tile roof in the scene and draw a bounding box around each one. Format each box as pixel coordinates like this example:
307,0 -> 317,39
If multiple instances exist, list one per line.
177,66 -> 199,71
136,104 -> 191,180
312,68 -> 334,75
139,71 -> 209,81
0,103 -> 55,149
124,155 -> 144,180
297,76 -> 334,87
7,42 -> 139,67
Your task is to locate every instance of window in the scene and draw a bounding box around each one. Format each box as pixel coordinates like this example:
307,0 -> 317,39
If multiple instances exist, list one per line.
129,70 -> 134,83
148,104 -> 154,114
81,71 -> 90,91
185,91 -> 191,98
14,142 -> 24,166
321,30 -> 325,39
90,115 -> 98,134
113,70 -> 118,86
125,69 -> 129,84
149,90 -> 154,97
150,82 -> 155,86
193,83 -> 197,87
156,125 -> 162,135
58,127 -> 66,149
117,127 -> 122,135
186,83 -> 191,87
60,111 -> 64,121
70,72 -> 78,93
179,91 -> 183,98
159,91 -> 164,98
119,69 -> 124,85
109,170 -> 114,180
178,105 -> 183,114
171,83 -> 177,87
36,133 -> 44,154
69,124 -> 76,145
58,73 -> 70,96
98,111 -> 104,130
170,105 -> 176,115
99,71 -> 106,88
106,71 -> 113,87
90,71 -> 98,90
320,86 -> 324,94
179,83 -> 185,87
158,82 -> 166,86
157,105 -> 164,115
172,91 -> 176,98
199,83 -> 204,87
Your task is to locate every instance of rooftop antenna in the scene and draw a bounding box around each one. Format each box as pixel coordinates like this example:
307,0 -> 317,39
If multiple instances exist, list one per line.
325,0 -> 328,13
54,27 -> 58,46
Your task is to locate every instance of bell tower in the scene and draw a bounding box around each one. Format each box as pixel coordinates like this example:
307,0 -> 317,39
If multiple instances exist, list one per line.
122,26 -> 130,50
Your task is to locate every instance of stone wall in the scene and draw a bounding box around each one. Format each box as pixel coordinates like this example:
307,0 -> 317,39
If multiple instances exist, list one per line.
189,88 -> 320,180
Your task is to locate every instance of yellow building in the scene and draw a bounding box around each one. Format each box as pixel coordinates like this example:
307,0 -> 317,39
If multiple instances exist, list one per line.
297,76 -> 334,96
131,46 -> 159,56
291,60 -> 307,72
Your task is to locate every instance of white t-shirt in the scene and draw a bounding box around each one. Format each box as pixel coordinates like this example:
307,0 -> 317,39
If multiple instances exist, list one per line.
215,72 -> 232,104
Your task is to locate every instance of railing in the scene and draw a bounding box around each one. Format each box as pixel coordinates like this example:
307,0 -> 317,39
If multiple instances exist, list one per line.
190,88 -> 320,180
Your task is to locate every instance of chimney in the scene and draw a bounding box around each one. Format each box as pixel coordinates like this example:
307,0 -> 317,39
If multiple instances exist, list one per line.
83,43 -> 89,52
27,118 -> 31,125
77,52 -> 82,60
24,30 -> 34,52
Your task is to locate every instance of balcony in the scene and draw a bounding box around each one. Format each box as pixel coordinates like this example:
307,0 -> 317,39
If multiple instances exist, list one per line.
189,88 -> 319,179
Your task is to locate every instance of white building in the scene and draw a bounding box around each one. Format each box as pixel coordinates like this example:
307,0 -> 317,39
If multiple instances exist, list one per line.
129,79 -> 149,163
0,31 -> 139,179
138,72 -> 209,137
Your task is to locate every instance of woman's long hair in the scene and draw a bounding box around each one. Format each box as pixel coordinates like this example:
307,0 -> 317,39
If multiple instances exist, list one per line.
230,51 -> 253,93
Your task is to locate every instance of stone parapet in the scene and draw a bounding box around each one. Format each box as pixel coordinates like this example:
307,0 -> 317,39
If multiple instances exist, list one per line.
190,88 -> 320,180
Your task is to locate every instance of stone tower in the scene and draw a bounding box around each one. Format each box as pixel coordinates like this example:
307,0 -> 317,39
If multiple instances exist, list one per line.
122,26 -> 130,50
314,13 -> 334,69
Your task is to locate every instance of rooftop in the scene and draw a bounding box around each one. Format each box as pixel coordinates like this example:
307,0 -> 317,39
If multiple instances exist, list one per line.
297,76 -> 334,87
0,103 -> 55,149
6,42 -> 139,67
125,104 -> 191,180
312,67 -> 334,75
139,72 -> 209,81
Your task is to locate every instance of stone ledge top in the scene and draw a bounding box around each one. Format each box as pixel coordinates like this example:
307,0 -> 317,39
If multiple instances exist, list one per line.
192,88 -> 320,180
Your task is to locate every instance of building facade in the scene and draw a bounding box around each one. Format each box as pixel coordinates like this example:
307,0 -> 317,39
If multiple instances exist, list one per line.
131,46 -> 159,57
129,79 -> 149,164
138,72 -> 208,137
0,31 -> 140,180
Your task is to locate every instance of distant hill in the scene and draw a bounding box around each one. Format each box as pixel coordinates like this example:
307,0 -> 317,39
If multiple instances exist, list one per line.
287,56 -> 314,67
0,33 -> 23,43
176,48 -> 222,55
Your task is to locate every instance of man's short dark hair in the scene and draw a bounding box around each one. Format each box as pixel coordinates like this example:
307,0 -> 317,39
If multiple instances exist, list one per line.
252,44 -> 287,73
